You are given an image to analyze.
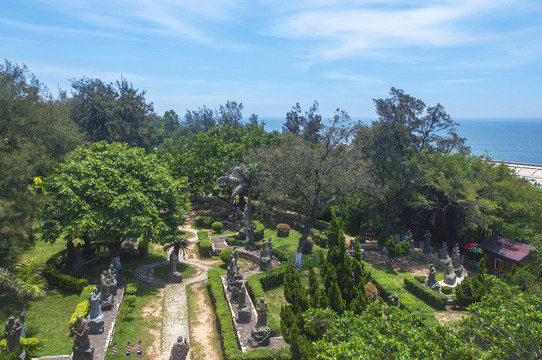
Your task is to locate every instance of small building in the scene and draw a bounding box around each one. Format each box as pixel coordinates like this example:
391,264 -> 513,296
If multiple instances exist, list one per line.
478,235 -> 536,275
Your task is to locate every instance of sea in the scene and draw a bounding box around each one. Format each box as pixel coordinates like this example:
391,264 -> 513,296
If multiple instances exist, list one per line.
259,117 -> 542,166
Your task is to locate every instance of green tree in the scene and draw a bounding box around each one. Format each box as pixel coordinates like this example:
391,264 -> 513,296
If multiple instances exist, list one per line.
0,61 -> 84,263
69,77 -> 154,148
258,110 -> 361,267
41,142 -> 190,262
385,235 -> 410,264
457,280 -> 542,359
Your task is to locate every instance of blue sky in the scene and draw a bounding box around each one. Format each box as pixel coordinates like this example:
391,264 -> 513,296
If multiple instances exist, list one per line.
2,0 -> 542,119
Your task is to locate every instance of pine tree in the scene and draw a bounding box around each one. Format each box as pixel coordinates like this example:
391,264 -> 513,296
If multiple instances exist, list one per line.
327,278 -> 346,314
283,263 -> 309,314
326,206 -> 346,268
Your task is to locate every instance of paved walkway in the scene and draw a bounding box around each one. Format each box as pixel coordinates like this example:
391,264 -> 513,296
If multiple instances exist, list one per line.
134,227 -> 210,360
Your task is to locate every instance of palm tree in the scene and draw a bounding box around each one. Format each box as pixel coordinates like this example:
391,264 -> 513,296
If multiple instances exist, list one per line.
215,163 -> 257,245
0,257 -> 48,312
163,237 -> 190,260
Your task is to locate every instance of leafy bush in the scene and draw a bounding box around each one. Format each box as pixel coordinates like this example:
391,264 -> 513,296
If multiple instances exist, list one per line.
365,282 -> 378,301
414,275 -> 427,284
441,286 -> 453,295
276,223 -> 291,237
220,248 -> 233,265
0,337 -> 40,359
45,249 -> 66,269
310,229 -> 328,248
404,276 -> 448,310
212,221 -> 224,233
126,282 -> 139,295
253,220 -> 265,241
44,265 -> 89,292
197,230 -> 212,258
195,215 -> 215,229
67,300 -> 90,333
119,295 -> 137,320
302,238 -> 314,254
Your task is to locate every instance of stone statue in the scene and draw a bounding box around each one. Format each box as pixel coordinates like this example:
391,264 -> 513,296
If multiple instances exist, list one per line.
443,255 -> 457,285
452,243 -> 461,269
236,280 -> 251,323
168,251 -> 183,283
438,242 -> 449,259
106,264 -> 118,295
231,266 -> 244,303
227,256 -> 237,291
426,263 -> 441,292
100,271 -> 113,310
388,294 -> 400,307
73,315 -> 91,349
249,297 -> 271,347
406,230 -> 414,248
268,238 -> 274,259
232,247 -> 238,264
4,315 -> 23,352
169,336 -> 189,360
87,287 -> 104,334
424,230 -> 432,249
246,223 -> 257,251
259,239 -> 271,271
73,315 -> 93,360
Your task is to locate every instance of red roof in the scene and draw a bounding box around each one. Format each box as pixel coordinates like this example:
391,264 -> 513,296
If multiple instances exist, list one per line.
478,236 -> 536,263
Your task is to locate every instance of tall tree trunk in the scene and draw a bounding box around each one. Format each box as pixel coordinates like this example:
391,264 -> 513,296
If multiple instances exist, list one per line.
245,202 -> 253,244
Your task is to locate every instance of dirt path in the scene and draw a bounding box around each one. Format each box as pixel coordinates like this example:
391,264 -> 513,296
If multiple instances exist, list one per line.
140,287 -> 166,359
188,281 -> 222,360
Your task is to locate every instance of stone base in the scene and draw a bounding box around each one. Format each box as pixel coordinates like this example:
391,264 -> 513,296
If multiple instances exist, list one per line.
455,266 -> 467,278
109,284 -> 118,296
245,242 -> 257,251
73,346 -> 94,360
259,258 -> 271,271
100,297 -> 114,311
168,271 -> 183,283
249,327 -> 271,347
87,315 -> 104,334
426,282 -> 441,292
443,274 -> 457,285
237,306 -> 251,323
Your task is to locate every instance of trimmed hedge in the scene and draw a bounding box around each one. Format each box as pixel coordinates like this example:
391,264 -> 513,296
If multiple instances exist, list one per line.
212,221 -> 224,233
195,215 -> 215,229
365,263 -> 439,327
246,264 -> 287,336
45,249 -> 66,269
404,276 -> 448,310
0,337 -> 40,359
276,224 -> 290,238
207,269 -> 291,360
67,285 -> 95,333
197,230 -> 213,258
44,265 -> 89,292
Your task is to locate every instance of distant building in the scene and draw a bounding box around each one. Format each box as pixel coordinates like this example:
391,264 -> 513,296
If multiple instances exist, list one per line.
478,235 -> 536,275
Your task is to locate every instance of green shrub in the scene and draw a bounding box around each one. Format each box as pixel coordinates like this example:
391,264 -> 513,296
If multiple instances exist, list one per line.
126,282 -> 139,295
207,269 -> 291,360
197,230 -> 212,258
441,286 -> 453,295
253,220 -> 265,241
195,215 -> 215,229
80,285 -> 96,302
67,300 -> 90,333
0,337 -> 40,359
276,223 -> 291,237
119,295 -> 136,320
45,249 -> 66,269
212,221 -> 224,233
404,276 -> 448,310
44,265 -> 89,292
414,275 -> 427,284
220,248 -> 233,265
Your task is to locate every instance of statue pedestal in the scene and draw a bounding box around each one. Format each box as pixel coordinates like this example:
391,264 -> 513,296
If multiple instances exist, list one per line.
87,314 -> 104,334
259,257 -> 271,271
237,307 -> 251,323
455,266 -> 467,278
249,327 -> 271,347
100,296 -> 114,311
73,346 -> 94,360
168,272 -> 183,283
443,274 -> 457,286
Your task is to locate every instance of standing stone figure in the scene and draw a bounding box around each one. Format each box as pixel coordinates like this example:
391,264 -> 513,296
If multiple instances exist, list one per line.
106,264 -> 118,295
249,297 -> 271,347
443,255 -> 457,285
73,315 -> 93,360
169,336 -> 189,360
87,287 -> 104,334
268,238 -> 274,259
452,243 -> 461,269
236,281 -> 251,323
231,266 -> 243,303
73,243 -> 84,278
168,251 -> 183,283
259,239 -> 271,271
227,255 -> 237,291
4,315 -> 23,352
246,223 -> 257,251
426,264 -> 441,292
100,271 -> 113,310
406,230 -> 414,248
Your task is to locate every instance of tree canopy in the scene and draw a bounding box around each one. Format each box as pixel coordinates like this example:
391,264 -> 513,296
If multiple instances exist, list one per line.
41,141 -> 190,247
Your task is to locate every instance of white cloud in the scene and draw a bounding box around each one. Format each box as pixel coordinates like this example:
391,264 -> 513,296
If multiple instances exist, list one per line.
321,71 -> 381,83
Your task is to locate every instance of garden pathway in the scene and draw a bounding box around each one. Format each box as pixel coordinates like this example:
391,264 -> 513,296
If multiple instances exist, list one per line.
134,227 -> 210,360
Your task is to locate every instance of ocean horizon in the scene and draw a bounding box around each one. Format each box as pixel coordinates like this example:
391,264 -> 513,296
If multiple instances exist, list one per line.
258,117 -> 542,166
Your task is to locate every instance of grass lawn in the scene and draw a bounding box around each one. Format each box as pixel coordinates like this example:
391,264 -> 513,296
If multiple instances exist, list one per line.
152,262 -> 198,280
263,228 -> 327,270
0,287 -> 81,357
19,238 -> 68,267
